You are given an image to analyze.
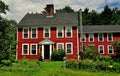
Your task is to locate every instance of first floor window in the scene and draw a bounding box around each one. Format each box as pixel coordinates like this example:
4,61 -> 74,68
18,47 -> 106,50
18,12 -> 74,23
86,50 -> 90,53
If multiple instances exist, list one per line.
66,43 -> 72,54
23,28 -> 29,39
57,43 -> 64,50
22,44 -> 29,55
30,44 -> 37,55
98,45 -> 104,54
108,45 -> 114,54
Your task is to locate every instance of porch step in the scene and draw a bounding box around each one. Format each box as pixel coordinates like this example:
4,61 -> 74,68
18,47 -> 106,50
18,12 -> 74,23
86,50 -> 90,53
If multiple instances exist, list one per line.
42,59 -> 51,62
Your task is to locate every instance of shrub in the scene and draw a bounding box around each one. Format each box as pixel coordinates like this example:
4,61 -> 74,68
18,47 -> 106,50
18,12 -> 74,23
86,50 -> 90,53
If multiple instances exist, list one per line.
83,46 -> 101,60
51,49 -> 66,61
1,60 -> 11,66
38,54 -> 42,61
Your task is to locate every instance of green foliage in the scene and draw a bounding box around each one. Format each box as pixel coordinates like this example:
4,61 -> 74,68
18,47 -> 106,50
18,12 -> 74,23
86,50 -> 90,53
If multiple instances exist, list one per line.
1,60 -> 11,66
83,46 -> 101,60
0,1 -> 17,63
56,6 -> 74,13
38,54 -> 43,61
66,59 -> 120,72
51,49 -> 66,61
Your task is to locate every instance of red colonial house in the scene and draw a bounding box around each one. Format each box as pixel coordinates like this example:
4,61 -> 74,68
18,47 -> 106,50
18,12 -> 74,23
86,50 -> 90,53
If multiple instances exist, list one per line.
17,4 -> 120,60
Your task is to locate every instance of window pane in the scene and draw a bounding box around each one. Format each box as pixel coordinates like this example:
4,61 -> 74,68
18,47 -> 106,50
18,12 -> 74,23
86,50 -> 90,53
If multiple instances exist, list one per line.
24,29 -> 28,38
67,44 -> 71,53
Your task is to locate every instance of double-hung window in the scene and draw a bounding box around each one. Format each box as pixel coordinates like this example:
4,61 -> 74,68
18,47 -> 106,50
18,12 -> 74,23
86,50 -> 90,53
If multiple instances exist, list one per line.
89,33 -> 94,42
98,33 -> 104,42
81,34 -> 86,42
65,27 -> 72,38
30,44 -> 37,55
57,27 -> 64,38
107,33 -> 113,42
22,44 -> 29,55
57,43 -> 64,50
23,28 -> 29,39
108,45 -> 114,54
31,28 -> 37,38
66,43 -> 72,54
44,28 -> 50,38
98,45 -> 104,54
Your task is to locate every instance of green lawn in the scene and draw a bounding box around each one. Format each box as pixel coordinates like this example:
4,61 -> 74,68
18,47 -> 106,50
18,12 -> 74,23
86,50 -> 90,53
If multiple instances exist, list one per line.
0,61 -> 120,76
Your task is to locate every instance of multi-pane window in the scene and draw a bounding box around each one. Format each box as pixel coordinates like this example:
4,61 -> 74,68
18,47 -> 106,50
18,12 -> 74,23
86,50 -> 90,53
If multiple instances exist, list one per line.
107,33 -> 113,42
44,28 -> 50,38
65,27 -> 72,37
23,28 -> 29,39
98,45 -> 104,54
30,44 -> 37,55
57,43 -> 64,50
89,33 -> 94,42
57,27 -> 64,38
31,28 -> 37,38
66,43 -> 72,54
22,44 -> 29,55
108,45 -> 114,54
81,34 -> 86,42
98,34 -> 104,42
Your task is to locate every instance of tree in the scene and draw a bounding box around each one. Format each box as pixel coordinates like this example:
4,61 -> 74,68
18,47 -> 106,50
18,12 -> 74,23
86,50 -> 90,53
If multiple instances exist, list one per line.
56,6 -> 74,13
100,5 -> 112,25
112,40 -> 120,61
0,1 -> 17,63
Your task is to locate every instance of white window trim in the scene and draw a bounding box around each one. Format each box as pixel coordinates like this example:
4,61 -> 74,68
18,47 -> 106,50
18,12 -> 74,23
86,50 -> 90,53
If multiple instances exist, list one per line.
43,27 -> 50,38
80,34 -> 86,42
98,45 -> 104,54
65,27 -> 72,38
108,45 -> 114,54
22,44 -> 29,55
23,28 -> 29,39
107,33 -> 113,42
66,42 -> 73,54
98,33 -> 104,42
57,27 -> 64,38
30,44 -> 37,55
89,33 -> 94,42
31,28 -> 38,39
57,43 -> 64,50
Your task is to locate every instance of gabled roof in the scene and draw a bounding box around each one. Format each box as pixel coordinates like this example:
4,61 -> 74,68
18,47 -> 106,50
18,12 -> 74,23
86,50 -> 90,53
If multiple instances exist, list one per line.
17,12 -> 78,26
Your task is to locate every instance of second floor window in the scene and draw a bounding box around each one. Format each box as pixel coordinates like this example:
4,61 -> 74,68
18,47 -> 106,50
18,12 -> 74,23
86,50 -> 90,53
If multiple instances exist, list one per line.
107,33 -> 113,42
23,28 -> 29,39
65,27 -> 72,38
44,28 -> 50,38
81,34 -> 86,42
31,28 -> 37,38
57,27 -> 64,38
98,33 -> 104,42
89,33 -> 94,42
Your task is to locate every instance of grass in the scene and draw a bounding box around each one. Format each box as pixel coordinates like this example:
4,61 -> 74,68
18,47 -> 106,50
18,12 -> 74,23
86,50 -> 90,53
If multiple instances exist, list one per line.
0,61 -> 120,76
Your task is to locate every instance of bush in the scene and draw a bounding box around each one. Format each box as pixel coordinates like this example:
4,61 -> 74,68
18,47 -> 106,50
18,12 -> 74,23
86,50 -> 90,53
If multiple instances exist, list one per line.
1,60 -> 11,66
51,49 -> 66,61
38,54 -> 42,61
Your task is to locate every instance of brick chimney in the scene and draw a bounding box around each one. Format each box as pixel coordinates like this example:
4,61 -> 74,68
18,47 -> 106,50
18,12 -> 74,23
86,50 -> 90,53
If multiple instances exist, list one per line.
45,4 -> 54,17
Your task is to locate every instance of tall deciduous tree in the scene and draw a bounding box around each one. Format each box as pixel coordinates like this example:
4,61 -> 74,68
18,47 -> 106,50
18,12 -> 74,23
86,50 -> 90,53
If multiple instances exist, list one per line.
56,6 -> 74,13
0,1 -> 17,62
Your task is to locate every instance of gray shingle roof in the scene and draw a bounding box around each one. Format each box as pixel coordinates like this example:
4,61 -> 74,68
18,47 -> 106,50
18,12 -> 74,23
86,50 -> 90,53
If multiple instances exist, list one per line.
81,25 -> 120,33
18,12 -> 78,26
18,12 -> 120,33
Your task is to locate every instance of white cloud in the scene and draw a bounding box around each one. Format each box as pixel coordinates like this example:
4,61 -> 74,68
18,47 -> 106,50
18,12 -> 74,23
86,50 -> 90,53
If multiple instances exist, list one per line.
2,0 -> 120,22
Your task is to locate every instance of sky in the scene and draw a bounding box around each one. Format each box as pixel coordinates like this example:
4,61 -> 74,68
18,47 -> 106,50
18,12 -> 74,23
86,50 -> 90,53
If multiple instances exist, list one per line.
2,0 -> 120,22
